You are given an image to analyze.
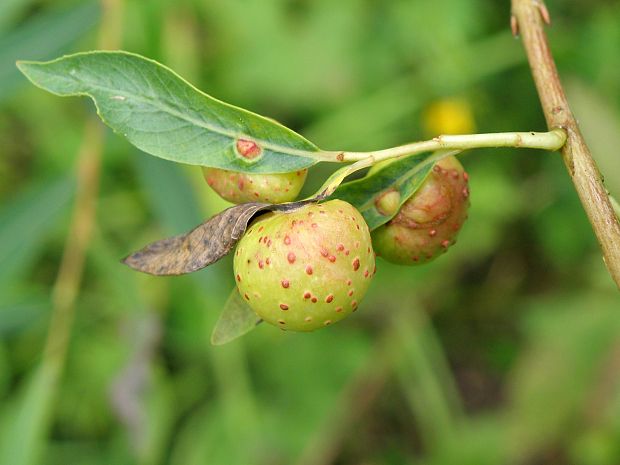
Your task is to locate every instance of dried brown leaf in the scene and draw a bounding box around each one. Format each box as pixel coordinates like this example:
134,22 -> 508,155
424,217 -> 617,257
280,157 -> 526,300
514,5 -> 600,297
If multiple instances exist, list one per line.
123,200 -> 313,276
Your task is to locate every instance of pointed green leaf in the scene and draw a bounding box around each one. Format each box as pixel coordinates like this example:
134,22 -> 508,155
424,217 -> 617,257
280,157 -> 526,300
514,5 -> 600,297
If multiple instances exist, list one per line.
330,151 -> 458,230
211,290 -> 261,345
17,51 -> 321,173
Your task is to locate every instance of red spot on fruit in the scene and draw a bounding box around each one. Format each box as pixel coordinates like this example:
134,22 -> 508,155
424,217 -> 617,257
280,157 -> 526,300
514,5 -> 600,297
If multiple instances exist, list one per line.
325,294 -> 334,303
258,260 -> 264,269
441,240 -> 450,248
284,235 -> 291,245
429,229 -> 437,237
287,252 -> 296,264
337,243 -> 345,251
335,307 -> 343,313
305,265 -> 313,275
352,258 -> 360,271
244,293 -> 249,300
320,247 -> 329,257
328,255 -> 336,263
311,297 -> 318,303
462,187 -> 470,198
463,172 -> 469,181
280,303 -> 289,310
324,320 -> 332,326
266,257 -> 271,265
351,300 -> 358,309
278,319 -> 286,324
347,280 -> 352,286
281,279 -> 290,288
348,289 -> 354,297
312,223 -> 318,228
236,138 -> 262,159
236,274 -> 241,282
364,269 -> 369,278
258,226 -> 264,233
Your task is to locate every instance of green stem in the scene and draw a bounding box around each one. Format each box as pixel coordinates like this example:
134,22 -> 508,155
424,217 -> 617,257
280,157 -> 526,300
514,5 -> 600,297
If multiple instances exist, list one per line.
325,129 -> 566,163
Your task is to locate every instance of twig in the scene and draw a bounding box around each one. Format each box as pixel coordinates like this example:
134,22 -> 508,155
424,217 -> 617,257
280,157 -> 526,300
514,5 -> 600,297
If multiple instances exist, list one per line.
329,129 -> 565,162
511,0 -> 620,289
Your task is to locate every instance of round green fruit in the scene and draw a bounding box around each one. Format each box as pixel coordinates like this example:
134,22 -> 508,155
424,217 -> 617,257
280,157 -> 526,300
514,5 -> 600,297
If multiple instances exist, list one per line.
203,167 -> 307,204
233,199 -> 376,331
372,156 -> 469,265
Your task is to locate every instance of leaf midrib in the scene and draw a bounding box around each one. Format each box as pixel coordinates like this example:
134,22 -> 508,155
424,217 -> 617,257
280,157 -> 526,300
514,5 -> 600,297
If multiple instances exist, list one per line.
59,71 -> 319,160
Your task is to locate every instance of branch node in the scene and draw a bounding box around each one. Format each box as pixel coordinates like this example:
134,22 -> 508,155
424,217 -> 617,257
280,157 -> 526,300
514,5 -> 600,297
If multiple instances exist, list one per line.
510,15 -> 519,37
534,0 -> 552,25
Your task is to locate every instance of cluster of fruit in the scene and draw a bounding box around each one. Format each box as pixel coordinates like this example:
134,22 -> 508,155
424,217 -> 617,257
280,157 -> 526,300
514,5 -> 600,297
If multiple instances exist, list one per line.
204,158 -> 470,332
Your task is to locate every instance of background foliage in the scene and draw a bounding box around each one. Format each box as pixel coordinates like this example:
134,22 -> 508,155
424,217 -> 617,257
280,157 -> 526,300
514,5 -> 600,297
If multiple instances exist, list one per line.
1,0 -> 620,464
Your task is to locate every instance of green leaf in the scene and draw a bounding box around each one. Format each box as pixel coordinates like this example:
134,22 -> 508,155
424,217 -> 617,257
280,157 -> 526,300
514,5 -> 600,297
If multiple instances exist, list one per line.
211,290 -> 262,346
329,151 -> 445,230
17,51 -> 322,173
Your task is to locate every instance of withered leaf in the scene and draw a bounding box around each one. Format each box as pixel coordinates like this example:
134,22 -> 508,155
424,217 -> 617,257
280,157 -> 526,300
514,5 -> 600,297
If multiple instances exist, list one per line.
123,199 -> 314,276
211,289 -> 262,345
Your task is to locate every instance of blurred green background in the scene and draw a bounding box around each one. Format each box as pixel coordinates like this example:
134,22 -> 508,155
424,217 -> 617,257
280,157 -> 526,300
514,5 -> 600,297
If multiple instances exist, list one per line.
1,0 -> 620,464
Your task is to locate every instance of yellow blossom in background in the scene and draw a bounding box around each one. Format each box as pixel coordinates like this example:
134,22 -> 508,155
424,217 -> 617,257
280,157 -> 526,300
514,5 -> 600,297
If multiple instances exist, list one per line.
423,98 -> 476,136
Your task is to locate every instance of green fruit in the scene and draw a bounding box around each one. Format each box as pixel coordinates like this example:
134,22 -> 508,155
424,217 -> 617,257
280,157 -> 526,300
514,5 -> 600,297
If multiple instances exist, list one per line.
233,199 -> 375,331
372,156 -> 469,265
203,167 -> 307,204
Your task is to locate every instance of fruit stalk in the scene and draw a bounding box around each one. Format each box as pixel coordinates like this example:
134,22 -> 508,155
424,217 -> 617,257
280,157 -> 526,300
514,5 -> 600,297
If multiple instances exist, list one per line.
326,129 -> 566,163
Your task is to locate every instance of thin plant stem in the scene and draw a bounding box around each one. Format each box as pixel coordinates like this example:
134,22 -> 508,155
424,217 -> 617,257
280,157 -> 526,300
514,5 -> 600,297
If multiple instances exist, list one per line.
320,129 -> 566,163
511,0 -> 620,289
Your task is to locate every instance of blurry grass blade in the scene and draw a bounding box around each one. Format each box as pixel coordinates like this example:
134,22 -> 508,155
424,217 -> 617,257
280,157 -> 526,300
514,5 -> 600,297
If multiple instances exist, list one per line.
0,293 -> 49,336
505,299 -> 620,460
0,1 -> 99,103
211,289 -> 262,345
0,363 -> 57,465
17,51 -> 322,173
0,0 -> 35,33
0,177 -> 73,293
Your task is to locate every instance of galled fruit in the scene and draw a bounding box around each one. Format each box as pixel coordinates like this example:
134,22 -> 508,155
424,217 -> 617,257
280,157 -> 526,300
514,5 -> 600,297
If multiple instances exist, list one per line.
372,156 -> 469,265
203,167 -> 307,204
233,199 -> 375,331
